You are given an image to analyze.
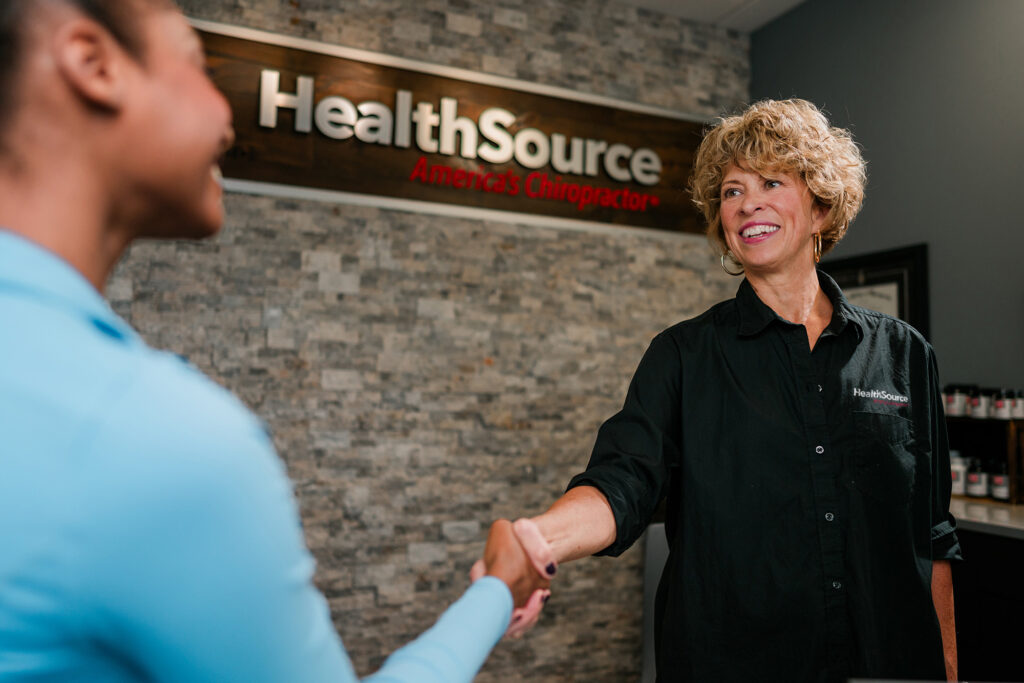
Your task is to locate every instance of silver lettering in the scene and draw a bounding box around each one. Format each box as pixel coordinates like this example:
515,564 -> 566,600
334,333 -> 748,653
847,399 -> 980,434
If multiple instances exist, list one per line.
477,108 -> 515,164
411,102 -> 440,153
255,73 -> 664,185
259,70 -> 313,133
439,98 -> 478,157
355,101 -> 393,145
584,139 -> 608,177
603,143 -> 632,182
551,134 -> 584,174
314,96 -> 357,140
514,128 -> 551,170
394,90 -> 412,148
631,148 -> 662,186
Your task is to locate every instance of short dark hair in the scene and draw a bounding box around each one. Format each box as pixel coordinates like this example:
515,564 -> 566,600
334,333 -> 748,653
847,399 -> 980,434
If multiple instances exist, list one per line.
0,0 -> 169,144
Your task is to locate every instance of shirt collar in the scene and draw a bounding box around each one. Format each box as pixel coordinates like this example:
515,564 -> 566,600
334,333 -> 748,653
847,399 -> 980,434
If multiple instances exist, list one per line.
735,269 -> 863,341
0,230 -> 138,343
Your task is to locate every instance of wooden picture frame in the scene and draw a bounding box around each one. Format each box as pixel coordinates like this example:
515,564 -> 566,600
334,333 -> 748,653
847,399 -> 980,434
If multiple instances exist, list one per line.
819,243 -> 930,339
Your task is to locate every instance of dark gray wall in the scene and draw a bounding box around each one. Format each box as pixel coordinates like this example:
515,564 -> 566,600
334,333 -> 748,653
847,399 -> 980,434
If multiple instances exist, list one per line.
752,0 -> 1024,389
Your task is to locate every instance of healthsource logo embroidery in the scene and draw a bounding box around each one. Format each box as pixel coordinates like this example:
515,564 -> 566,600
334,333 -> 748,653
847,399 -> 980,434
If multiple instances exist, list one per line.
853,387 -> 909,407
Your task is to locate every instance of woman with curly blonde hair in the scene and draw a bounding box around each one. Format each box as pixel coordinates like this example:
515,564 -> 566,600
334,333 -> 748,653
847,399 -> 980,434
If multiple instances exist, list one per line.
690,98 -> 865,270
497,99 -> 960,682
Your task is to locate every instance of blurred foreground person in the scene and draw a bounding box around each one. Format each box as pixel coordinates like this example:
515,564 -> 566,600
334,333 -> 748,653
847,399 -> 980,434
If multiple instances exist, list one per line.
0,1 -> 548,680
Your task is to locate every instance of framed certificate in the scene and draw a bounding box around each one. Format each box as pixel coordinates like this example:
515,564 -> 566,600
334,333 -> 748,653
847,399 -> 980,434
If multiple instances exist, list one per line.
820,243 -> 930,339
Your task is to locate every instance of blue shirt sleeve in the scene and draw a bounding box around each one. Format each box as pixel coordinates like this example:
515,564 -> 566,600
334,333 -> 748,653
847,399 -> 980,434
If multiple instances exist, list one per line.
366,578 -> 512,682
72,355 -> 510,683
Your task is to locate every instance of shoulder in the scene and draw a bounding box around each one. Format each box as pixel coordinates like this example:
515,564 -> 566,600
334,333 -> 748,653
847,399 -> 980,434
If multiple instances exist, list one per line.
0,301 -> 294,635
89,349 -> 280,491
843,303 -> 933,356
626,298 -> 736,375
1,291 -> 272,473
657,298 -> 736,348
127,350 -> 267,440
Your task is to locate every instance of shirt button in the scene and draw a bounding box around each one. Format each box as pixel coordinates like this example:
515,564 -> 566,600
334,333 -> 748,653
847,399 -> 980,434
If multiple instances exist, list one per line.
825,512 -> 835,522
815,445 -> 825,454
832,580 -> 842,590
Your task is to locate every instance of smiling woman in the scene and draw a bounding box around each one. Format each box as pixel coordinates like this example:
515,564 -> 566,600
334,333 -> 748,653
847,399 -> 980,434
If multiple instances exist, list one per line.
718,164 -> 827,277
503,97 -> 963,683
0,1 -> 550,681
689,98 -> 866,262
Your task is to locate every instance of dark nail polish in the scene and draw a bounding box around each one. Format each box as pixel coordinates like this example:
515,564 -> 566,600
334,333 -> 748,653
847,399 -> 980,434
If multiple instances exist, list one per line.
545,562 -> 557,576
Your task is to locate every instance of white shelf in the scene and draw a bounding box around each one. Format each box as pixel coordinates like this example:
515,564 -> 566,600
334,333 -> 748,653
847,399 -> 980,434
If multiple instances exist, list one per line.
950,496 -> 1024,541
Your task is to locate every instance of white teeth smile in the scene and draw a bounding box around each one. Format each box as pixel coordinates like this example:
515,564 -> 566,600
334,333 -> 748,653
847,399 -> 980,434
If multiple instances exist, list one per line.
212,166 -> 223,187
741,224 -> 779,238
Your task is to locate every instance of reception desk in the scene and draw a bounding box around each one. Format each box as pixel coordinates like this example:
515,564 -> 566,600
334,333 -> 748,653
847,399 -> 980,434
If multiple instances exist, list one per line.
949,496 -> 1024,682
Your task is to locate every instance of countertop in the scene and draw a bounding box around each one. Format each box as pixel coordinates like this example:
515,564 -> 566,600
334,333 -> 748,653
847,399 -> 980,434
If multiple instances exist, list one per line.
950,496 -> 1024,540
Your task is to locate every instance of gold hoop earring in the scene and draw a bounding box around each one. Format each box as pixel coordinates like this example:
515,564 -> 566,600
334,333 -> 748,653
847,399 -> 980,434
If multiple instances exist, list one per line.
812,233 -> 822,264
721,252 -> 744,276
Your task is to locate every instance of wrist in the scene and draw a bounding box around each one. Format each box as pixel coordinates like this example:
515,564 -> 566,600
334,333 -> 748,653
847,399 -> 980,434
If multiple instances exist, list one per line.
527,513 -> 565,563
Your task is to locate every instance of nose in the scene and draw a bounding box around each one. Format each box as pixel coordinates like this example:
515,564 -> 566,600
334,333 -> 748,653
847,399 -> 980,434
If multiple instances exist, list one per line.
218,126 -> 236,157
215,87 -> 235,152
739,188 -> 763,214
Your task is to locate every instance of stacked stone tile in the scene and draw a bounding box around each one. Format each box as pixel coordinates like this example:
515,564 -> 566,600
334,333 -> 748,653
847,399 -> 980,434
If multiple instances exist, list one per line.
115,1 -> 749,679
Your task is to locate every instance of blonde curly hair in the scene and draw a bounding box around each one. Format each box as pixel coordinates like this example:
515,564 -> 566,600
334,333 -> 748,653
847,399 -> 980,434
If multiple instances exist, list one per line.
688,99 -> 866,258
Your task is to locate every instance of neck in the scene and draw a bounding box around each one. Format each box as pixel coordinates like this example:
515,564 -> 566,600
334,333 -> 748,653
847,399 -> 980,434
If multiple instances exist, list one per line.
746,263 -> 829,326
0,159 -> 133,293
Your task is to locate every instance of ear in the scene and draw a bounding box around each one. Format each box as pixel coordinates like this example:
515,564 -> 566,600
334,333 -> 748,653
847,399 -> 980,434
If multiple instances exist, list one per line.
811,200 -> 829,231
52,19 -> 132,112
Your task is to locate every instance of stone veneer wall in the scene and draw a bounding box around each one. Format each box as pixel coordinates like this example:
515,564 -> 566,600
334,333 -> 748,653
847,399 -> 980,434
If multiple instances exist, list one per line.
111,1 -> 749,679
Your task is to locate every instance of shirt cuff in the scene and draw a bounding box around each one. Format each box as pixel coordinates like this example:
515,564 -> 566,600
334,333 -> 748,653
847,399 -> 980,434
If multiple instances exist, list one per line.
566,475 -> 634,557
930,519 -> 963,562
368,577 -> 512,682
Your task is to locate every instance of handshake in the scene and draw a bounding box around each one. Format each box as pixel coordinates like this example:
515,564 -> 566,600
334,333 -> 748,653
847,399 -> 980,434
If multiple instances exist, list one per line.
473,519 -> 557,639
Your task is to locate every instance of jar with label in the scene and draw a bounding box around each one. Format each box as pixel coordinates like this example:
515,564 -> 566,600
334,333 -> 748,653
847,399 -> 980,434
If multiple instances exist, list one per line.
1014,389 -> 1024,419
945,384 -> 969,417
965,458 -> 989,497
992,388 -> 1014,420
969,387 -> 992,419
990,460 -> 1011,501
949,451 -> 967,496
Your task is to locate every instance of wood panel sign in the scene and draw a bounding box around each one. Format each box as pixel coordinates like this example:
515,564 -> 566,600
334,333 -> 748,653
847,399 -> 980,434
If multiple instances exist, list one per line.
197,21 -> 709,234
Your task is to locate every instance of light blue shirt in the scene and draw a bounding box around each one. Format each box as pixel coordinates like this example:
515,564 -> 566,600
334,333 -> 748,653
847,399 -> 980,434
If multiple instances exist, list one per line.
0,230 -> 512,682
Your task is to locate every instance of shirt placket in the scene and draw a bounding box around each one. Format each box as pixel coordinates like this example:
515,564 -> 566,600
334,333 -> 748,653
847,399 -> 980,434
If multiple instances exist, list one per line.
781,326 -> 849,675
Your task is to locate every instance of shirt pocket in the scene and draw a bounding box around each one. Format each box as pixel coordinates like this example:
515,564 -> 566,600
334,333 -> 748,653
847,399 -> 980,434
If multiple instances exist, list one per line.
850,410 -> 916,504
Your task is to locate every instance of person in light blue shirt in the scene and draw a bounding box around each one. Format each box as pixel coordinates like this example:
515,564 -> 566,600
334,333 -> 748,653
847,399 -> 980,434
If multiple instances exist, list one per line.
0,1 -> 552,681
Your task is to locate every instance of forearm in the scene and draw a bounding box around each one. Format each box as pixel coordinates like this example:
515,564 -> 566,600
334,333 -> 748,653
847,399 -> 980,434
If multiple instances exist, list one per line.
365,577 -> 511,683
529,486 -> 617,564
931,559 -> 957,681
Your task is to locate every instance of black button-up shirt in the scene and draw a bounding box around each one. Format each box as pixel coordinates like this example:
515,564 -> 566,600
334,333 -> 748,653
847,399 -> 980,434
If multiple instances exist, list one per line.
568,272 -> 961,682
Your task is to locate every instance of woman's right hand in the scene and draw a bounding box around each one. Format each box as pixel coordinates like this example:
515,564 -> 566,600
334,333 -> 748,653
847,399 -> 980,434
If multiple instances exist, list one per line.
471,488 -> 616,637
476,519 -> 550,608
